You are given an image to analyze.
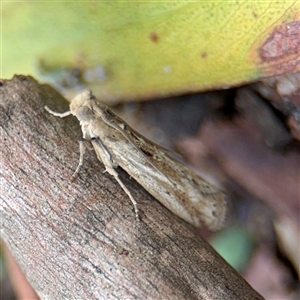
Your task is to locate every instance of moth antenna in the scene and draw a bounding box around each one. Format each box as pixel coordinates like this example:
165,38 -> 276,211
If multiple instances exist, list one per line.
45,106 -> 72,118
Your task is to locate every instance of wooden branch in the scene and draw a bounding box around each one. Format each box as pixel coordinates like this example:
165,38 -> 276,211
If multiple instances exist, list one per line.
0,75 -> 264,299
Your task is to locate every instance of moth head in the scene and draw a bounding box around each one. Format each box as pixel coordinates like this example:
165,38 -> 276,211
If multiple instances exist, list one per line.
70,90 -> 94,114
70,90 -> 96,121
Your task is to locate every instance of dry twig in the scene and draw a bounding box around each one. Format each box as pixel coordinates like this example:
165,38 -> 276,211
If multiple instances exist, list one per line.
0,76 -> 264,299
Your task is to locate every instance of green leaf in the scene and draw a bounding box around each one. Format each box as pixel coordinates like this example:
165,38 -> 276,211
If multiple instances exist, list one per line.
2,1 -> 299,102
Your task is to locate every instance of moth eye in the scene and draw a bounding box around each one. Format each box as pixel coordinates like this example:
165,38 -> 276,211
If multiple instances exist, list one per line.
76,106 -> 94,121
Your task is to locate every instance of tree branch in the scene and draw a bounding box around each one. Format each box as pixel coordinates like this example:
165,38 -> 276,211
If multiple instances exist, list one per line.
0,75 -> 264,299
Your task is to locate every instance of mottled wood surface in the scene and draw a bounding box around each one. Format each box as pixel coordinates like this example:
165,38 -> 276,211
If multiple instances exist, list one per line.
0,76 -> 264,300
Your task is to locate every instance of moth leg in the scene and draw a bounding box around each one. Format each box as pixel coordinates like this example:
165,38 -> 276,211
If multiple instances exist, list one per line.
91,139 -> 140,221
102,159 -> 118,171
111,159 -> 119,168
71,140 -> 86,181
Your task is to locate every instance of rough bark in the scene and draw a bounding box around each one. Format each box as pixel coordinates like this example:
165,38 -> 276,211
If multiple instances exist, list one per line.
0,75 -> 264,300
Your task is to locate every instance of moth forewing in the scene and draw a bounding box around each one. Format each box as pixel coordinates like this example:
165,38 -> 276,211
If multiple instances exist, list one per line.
46,90 -> 226,230
101,126 -> 226,230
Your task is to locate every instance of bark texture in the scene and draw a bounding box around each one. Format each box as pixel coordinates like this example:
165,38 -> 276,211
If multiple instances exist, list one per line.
0,76 -> 264,300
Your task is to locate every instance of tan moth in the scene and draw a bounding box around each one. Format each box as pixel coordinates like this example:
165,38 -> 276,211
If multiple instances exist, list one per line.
45,90 -> 226,230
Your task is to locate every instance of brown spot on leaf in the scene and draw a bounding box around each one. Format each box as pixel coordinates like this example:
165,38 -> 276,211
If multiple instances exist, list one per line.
255,20 -> 300,75
149,32 -> 159,43
201,52 -> 208,58
259,20 -> 300,61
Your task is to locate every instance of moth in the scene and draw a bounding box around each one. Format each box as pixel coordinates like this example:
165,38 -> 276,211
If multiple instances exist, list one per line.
45,90 -> 226,230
